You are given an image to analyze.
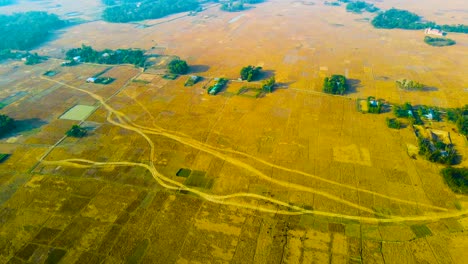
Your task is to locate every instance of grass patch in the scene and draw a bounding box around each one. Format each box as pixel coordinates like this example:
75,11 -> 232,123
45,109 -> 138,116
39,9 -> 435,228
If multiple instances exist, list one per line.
176,168 -> 191,178
424,36 -> 456,47
386,118 -> 401,129
410,224 -> 432,238
184,170 -> 212,189
43,70 -> 58,77
132,79 -> 150,84
237,86 -> 264,98
441,167 -> 468,194
162,73 -> 178,80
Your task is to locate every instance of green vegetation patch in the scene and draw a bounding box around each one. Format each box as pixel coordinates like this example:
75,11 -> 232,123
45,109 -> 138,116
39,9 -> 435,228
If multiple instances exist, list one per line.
0,91 -> 27,110
162,73 -> 179,80
424,36 -> 456,47
176,168 -> 192,178
386,118 -> 401,129
441,167 -> 468,194
59,105 -> 96,121
418,136 -> 456,165
393,102 -> 423,125
323,74 -> 348,95
45,248 -> 67,264
240,65 -> 262,82
446,106 -> 468,137
237,87 -> 263,98
184,170 -> 212,189
102,0 -> 199,23
66,125 -> 88,138
0,153 -> 9,163
66,45 -> 146,67
371,8 -> 468,33
0,114 -> 15,137
185,75 -> 200,86
396,79 -> 425,91
0,12 -> 67,50
410,224 -> 433,238
43,71 -> 58,77
346,1 -> 379,13
208,78 -> 228,95
168,59 -> 189,74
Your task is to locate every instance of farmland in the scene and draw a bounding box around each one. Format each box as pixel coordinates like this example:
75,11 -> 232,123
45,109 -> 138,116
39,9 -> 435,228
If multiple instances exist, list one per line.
0,0 -> 467,263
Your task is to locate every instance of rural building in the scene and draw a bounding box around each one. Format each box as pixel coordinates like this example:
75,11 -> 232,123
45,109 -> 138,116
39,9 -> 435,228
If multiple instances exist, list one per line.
86,77 -> 96,83
424,28 -> 446,36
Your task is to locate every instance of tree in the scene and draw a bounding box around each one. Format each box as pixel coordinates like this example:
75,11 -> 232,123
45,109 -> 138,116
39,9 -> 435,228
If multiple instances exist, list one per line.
0,114 -> 14,136
168,59 -> 189,74
262,76 -> 275,93
323,75 -> 347,95
396,79 -> 424,91
240,66 -> 262,82
66,125 -> 87,138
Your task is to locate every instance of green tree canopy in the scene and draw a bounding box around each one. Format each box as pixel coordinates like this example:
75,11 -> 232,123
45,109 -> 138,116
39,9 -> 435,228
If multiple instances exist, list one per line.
66,125 -> 87,138
0,12 -> 66,50
323,75 -> 347,95
168,59 -> 189,74
0,114 -> 14,136
240,66 -> 262,82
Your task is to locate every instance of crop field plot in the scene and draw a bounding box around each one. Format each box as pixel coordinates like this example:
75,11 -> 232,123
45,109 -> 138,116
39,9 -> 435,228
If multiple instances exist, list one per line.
59,105 -> 96,121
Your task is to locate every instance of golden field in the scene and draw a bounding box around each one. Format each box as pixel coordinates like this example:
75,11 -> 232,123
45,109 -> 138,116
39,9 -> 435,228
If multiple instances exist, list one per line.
0,0 -> 467,263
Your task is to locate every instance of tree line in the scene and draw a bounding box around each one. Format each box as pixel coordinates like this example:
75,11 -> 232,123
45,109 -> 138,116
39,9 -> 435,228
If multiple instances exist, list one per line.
102,0 -> 199,23
0,12 -> 67,50
371,8 -> 468,33
65,45 -> 146,67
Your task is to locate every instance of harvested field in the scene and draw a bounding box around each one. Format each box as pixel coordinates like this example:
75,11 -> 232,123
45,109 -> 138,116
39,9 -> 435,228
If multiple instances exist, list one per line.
0,0 -> 467,263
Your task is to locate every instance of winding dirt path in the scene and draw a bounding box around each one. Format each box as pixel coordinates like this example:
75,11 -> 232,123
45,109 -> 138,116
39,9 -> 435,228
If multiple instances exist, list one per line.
38,76 -> 468,223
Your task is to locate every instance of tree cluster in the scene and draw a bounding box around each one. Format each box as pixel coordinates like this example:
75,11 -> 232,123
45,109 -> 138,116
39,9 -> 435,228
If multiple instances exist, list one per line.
262,76 -> 275,93
396,79 -> 424,91
366,96 -> 382,114
240,66 -> 262,82
346,1 -> 379,13
393,103 -> 423,125
0,12 -> 66,50
65,45 -> 146,67
371,8 -> 468,33
168,59 -> 189,74
424,36 -> 456,47
371,9 -> 429,30
418,136 -> 456,165
0,114 -> 14,137
447,106 -> 468,137
208,78 -> 228,95
102,0 -> 199,23
323,75 -> 347,95
386,118 -> 401,129
441,167 -> 468,194
66,125 -> 87,138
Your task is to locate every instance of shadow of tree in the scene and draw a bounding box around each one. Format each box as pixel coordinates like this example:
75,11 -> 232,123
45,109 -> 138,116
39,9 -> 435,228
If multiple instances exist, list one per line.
5,118 -> 48,138
346,79 -> 361,94
189,65 -> 210,74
